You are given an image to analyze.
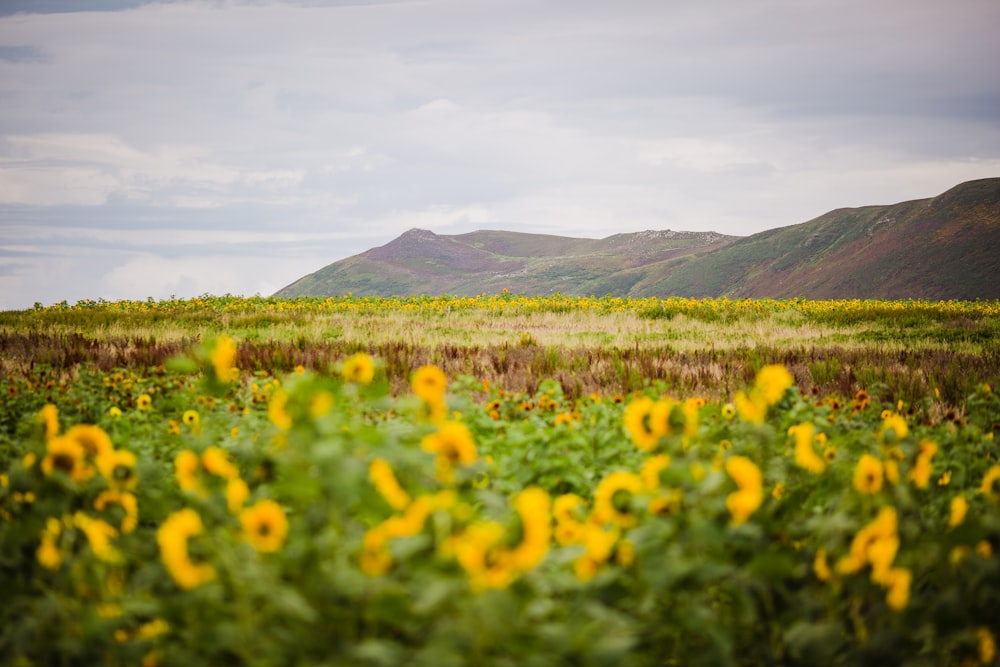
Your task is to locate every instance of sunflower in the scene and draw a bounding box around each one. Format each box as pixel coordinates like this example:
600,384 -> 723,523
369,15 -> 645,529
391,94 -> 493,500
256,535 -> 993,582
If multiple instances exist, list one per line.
41,435 -> 92,483
157,508 -> 215,589
136,394 -> 152,410
948,495 -> 968,528
74,511 -> 122,564
66,424 -> 114,459
369,458 -> 411,511
755,364 -> 794,405
240,499 -> 289,553
94,490 -> 139,534
201,446 -> 239,480
789,422 -> 825,474
174,450 -> 202,493
623,397 -> 670,451
725,456 -> 763,526
210,335 -> 238,383
411,365 -> 448,404
421,421 -> 477,481
226,478 -> 250,515
508,487 -> 551,571
981,465 -> 1000,501
36,517 -> 63,570
38,404 -> 59,440
853,454 -> 884,495
182,410 -> 200,430
342,352 -> 376,385
592,471 -> 644,528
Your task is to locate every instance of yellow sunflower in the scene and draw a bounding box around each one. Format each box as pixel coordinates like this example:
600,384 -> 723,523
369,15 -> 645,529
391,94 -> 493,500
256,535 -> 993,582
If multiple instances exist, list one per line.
157,508 -> 215,589
725,456 -> 763,526
592,471 -> 644,528
342,352 -> 376,385
41,435 -> 92,483
853,454 -> 885,495
411,365 -> 448,404
240,499 -> 289,553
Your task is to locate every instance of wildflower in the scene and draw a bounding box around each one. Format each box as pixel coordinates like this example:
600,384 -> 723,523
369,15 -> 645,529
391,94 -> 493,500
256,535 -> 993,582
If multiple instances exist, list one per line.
789,422 -> 825,474
725,456 -> 763,526
41,435 -> 92,483
593,471 -> 644,528
640,454 -> 671,491
623,397 -> 669,450
94,490 -> 139,534
879,413 -> 909,444
157,508 -> 215,590
268,389 -> 292,431
182,410 -> 200,430
211,335 -> 238,383
174,450 -> 202,493
66,424 -> 113,459
97,448 -> 137,490
369,458 -> 411,511
201,446 -> 239,480
853,454 -> 884,495
949,495 -> 968,528
721,403 -> 736,420
240,499 -> 289,553
756,365 -> 794,405
883,567 -> 911,611
226,478 -> 250,514
137,394 -> 152,410
813,548 -> 831,581
74,511 -> 122,563
421,421 -> 477,482
979,627 -> 997,665
412,365 -> 448,404
508,487 -> 551,571
108,406 -> 122,418
734,390 -> 767,424
38,404 -> 59,440
981,465 -> 1000,501
342,352 -> 376,385
908,440 -> 937,489
37,517 -> 63,570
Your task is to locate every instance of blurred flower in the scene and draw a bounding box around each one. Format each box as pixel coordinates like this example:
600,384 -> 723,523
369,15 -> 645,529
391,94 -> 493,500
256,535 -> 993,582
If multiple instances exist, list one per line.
369,459 -> 411,511
725,456 -> 763,526
853,454 -> 884,495
137,394 -> 152,410
226,478 -> 250,515
74,511 -> 122,564
949,495 -> 968,528
421,421 -> 477,482
981,465 -> 1000,501
94,490 -> 139,534
592,471 -> 643,528
41,435 -> 92,483
67,424 -> 113,459
36,517 -> 63,570
789,422 -> 825,474
38,404 -> 59,440
211,335 -> 238,383
202,446 -> 239,480
240,499 -> 289,553
157,508 -> 215,590
342,352 -> 376,385
412,365 -> 447,405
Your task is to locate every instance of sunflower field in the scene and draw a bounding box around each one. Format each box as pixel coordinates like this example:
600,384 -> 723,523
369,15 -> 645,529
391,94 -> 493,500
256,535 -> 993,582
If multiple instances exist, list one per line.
1,297 -> 999,666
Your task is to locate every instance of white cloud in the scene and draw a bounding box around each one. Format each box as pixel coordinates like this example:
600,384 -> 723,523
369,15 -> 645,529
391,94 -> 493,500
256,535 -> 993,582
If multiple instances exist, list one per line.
0,0 -> 998,308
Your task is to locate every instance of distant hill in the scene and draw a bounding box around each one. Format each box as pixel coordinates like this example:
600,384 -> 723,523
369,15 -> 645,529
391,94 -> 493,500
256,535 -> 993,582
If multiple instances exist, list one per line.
275,178 -> 1000,300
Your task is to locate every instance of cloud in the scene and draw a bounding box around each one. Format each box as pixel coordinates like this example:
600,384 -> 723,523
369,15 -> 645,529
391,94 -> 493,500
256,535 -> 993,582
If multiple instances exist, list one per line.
0,0 -> 998,308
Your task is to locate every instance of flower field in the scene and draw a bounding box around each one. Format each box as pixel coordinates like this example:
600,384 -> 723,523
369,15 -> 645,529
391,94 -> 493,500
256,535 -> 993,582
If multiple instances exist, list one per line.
1,296 -> 999,665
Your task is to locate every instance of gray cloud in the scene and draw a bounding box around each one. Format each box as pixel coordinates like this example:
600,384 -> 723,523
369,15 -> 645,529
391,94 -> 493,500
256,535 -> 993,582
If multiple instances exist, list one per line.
1,0 -> 999,309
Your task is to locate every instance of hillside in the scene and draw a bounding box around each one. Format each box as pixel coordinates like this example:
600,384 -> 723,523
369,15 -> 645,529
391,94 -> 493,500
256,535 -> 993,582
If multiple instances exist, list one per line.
275,178 -> 1000,300
275,228 -> 735,298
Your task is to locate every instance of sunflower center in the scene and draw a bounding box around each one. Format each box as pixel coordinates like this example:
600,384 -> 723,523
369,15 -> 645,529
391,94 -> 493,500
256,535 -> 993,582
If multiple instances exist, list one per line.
53,453 -> 75,472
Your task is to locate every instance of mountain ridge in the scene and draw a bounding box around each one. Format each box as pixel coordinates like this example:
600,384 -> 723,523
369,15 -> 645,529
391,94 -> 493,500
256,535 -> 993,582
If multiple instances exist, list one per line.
275,178 -> 1000,300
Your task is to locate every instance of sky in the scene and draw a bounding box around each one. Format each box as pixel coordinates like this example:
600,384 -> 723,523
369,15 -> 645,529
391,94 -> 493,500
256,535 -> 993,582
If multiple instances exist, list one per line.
1,0 -> 999,309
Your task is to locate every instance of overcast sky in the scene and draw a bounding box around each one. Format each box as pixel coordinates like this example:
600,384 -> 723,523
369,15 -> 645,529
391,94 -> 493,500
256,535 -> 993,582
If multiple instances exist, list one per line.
1,0 -> 998,309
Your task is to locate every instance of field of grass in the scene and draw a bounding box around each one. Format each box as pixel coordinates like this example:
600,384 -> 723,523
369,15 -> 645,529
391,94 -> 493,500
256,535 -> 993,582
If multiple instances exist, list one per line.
1,295 -> 998,665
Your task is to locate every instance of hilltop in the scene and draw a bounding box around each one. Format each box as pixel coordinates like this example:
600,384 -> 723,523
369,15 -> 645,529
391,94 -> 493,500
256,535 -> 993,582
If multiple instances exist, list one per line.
275,178 -> 1000,300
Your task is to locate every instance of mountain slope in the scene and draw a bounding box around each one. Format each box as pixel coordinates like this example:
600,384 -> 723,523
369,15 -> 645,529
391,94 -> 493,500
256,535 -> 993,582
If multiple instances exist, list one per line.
635,178 -> 1000,300
275,178 -> 1000,300
276,228 -> 735,298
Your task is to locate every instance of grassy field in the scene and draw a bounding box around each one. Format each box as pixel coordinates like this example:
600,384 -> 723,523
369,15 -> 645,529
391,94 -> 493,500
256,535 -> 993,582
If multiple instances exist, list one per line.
1,295 -> 998,665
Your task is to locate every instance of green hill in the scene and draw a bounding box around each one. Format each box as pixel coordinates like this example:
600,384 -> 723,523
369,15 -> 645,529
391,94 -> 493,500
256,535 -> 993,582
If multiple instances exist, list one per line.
275,178 -> 1000,300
